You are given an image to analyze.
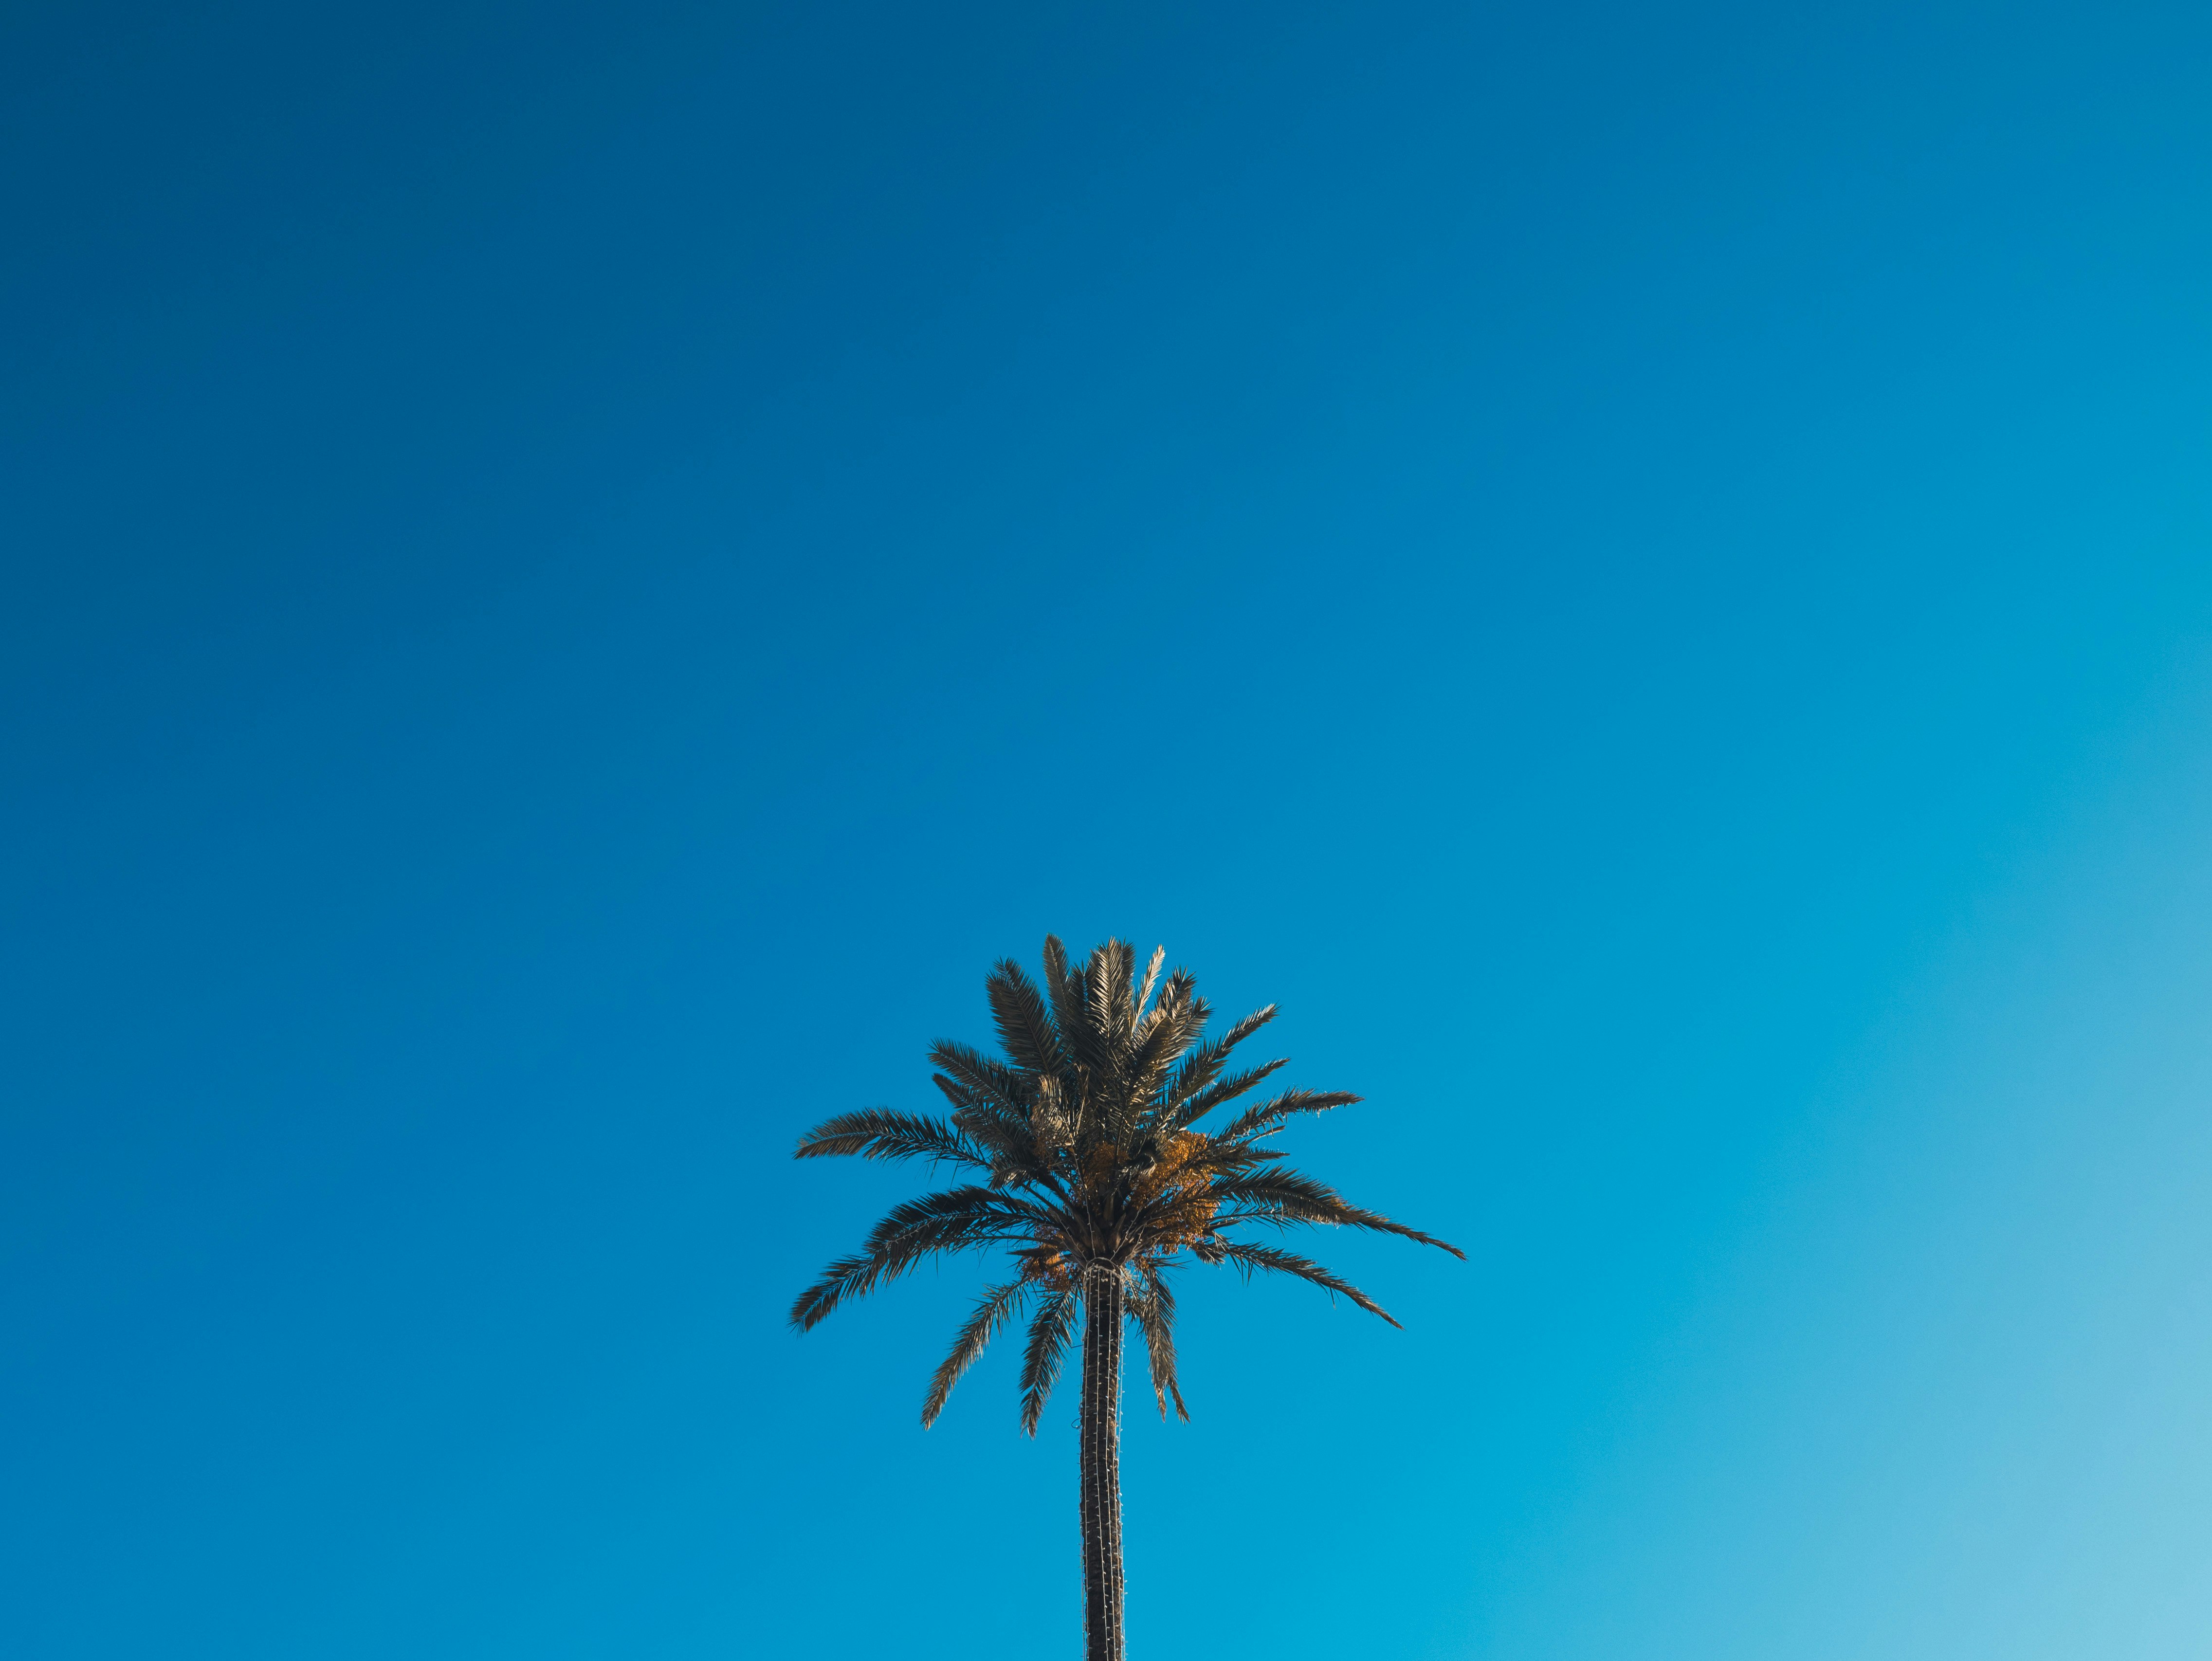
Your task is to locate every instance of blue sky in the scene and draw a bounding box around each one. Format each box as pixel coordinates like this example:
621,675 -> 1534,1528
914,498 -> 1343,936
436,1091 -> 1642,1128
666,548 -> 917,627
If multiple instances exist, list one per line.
5,1 -> 2212,1657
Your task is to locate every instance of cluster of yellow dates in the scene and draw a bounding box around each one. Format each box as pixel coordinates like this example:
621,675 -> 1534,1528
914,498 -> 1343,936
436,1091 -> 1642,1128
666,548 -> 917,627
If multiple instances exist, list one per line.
1013,1130 -> 1223,1287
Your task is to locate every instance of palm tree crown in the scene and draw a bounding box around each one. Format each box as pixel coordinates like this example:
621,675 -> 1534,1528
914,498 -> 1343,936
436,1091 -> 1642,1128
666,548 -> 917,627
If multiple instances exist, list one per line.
789,936 -> 1461,1660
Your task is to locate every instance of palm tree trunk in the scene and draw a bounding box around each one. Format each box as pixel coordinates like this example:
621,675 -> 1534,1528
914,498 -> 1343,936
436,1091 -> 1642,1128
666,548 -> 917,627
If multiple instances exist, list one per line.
1079,1270 -> 1126,1661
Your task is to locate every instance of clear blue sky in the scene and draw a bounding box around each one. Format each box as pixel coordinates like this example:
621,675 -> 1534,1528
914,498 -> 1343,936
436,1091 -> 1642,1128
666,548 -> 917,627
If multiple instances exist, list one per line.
5,2 -> 2212,1657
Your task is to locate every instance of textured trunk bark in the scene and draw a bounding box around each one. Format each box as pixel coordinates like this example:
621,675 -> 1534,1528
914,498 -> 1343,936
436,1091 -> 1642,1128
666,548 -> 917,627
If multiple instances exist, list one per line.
1079,1271 -> 1126,1661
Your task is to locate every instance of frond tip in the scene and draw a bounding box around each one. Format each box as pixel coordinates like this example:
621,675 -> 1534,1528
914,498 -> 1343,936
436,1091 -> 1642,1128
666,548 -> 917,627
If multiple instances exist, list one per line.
1018,1284 -> 1081,1436
787,1186 -> 1046,1332
1211,1167 -> 1466,1259
921,1280 -> 1032,1427
1202,1241 -> 1402,1328
1126,1259 -> 1190,1421
793,1109 -> 990,1171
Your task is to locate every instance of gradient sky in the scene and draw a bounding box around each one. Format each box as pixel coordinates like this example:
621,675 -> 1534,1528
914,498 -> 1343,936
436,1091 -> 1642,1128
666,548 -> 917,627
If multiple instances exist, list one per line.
6,2 -> 2212,1658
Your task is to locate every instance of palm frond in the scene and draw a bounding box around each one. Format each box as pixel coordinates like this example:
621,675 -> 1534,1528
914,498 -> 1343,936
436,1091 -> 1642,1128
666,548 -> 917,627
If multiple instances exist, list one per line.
1202,1241 -> 1401,1327
968,1125 -> 1061,1193
1176,1008 -> 1283,1097
1213,1089 -> 1362,1143
1210,1168 -> 1466,1258
930,1094 -> 1063,1193
928,1040 -> 1034,1114
1031,1074 -> 1075,1158
1097,939 -> 1136,1039
1162,1004 -> 1281,1123
1165,1057 -> 1290,1130
1177,1138 -> 1284,1176
792,1108 -> 991,1171
1058,940 -> 1131,1077
920,1279 -> 1032,1427
789,1186 -> 1049,1331
1040,934 -> 1085,1058
1131,973 -> 1206,1105
1044,939 -> 1109,1077
1132,945 -> 1166,1034
1018,1282 -> 1081,1436
986,959 -> 1067,1079
1124,1259 -> 1189,1421
948,1100 -> 1029,1156
1135,969 -> 1199,1047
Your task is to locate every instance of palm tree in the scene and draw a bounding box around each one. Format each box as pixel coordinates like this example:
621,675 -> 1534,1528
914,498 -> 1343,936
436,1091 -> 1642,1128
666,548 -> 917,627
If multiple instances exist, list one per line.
789,936 -> 1461,1661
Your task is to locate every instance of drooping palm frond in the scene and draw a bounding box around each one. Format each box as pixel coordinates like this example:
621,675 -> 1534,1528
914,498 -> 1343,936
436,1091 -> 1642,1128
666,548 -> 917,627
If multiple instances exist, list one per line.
793,1108 -> 991,1171
921,1279 -> 1033,1427
1018,1281 -> 1082,1436
1200,1240 -> 1401,1327
1124,1258 -> 1188,1421
1210,1168 -> 1466,1258
789,1186 -> 1050,1331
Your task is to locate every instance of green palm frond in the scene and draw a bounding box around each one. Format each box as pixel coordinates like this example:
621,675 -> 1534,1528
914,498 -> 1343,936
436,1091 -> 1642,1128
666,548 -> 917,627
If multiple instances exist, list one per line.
921,1279 -> 1033,1427
792,1108 -> 991,1171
